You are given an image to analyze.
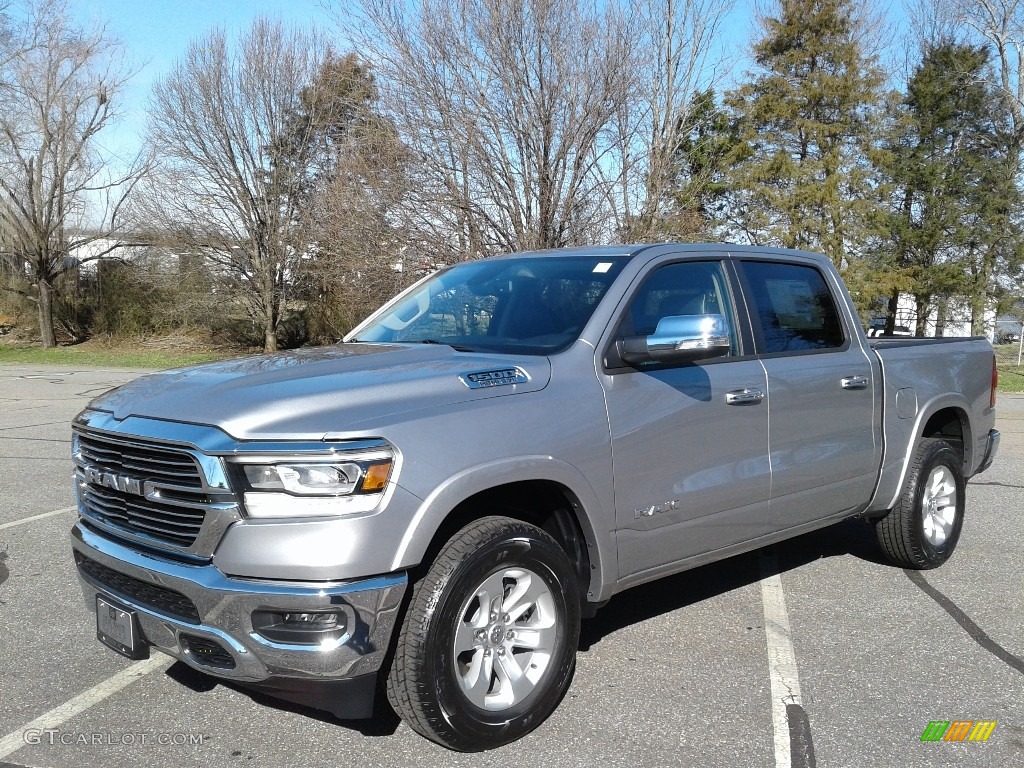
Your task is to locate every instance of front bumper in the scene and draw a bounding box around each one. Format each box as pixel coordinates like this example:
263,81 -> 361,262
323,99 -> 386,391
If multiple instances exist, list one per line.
72,522 -> 407,718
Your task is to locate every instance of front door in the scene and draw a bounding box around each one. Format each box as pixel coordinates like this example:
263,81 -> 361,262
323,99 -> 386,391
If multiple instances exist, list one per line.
600,258 -> 772,579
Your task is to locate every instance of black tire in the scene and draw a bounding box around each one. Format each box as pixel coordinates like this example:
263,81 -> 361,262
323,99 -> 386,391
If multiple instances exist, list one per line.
874,438 -> 965,569
385,516 -> 580,751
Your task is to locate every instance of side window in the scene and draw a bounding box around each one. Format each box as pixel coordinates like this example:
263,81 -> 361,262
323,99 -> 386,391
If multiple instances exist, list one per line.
623,260 -> 739,356
740,261 -> 845,353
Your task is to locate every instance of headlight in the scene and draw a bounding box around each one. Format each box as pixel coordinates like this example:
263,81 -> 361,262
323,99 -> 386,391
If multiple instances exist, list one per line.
243,462 -> 367,495
231,454 -> 393,519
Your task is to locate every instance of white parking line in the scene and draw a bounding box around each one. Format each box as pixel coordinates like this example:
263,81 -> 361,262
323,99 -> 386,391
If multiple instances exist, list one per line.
760,551 -> 810,768
0,654 -> 171,760
0,506 -> 77,531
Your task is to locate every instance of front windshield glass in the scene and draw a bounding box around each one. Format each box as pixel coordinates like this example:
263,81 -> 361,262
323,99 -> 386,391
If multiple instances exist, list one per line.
352,255 -> 629,354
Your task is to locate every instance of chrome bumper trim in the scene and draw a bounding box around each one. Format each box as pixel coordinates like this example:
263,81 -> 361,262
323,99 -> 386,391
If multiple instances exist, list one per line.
72,523 -> 407,683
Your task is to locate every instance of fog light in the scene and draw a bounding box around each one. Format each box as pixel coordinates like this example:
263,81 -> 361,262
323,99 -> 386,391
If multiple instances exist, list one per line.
252,608 -> 352,646
283,612 -> 339,628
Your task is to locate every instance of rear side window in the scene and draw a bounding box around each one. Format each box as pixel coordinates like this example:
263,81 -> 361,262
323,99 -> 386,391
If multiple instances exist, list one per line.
739,261 -> 844,353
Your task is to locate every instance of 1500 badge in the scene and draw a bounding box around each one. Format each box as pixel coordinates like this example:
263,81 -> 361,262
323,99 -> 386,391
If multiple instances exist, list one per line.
459,368 -> 530,389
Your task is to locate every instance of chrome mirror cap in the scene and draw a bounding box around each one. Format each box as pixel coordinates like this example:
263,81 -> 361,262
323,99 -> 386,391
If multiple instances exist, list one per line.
619,314 -> 731,365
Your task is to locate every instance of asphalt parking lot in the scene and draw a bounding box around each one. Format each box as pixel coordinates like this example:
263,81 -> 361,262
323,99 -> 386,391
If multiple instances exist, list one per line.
0,363 -> 1021,768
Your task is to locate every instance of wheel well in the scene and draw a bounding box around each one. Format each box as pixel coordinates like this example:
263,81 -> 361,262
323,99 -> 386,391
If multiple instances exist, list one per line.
415,481 -> 595,610
921,408 -> 967,464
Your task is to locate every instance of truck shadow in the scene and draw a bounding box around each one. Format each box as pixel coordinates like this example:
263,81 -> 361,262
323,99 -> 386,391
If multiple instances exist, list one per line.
164,662 -> 403,735
579,517 -> 883,651
163,517 -> 884,737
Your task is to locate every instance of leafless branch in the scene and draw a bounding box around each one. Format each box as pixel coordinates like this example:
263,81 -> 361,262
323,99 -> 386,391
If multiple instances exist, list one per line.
137,19 -> 334,351
0,0 -> 146,346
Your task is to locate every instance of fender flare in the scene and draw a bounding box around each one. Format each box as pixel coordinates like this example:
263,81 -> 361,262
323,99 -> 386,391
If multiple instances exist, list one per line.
389,455 -> 616,602
874,392 -> 974,512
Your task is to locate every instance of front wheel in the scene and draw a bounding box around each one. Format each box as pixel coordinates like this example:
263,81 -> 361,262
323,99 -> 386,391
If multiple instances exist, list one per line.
874,438 -> 965,569
386,516 -> 581,751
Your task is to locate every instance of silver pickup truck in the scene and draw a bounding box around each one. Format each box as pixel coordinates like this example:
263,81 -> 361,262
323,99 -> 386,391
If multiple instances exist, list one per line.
70,244 -> 999,751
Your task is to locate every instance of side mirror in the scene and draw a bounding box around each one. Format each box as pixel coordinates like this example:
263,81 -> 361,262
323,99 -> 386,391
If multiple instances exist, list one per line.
618,314 -> 732,365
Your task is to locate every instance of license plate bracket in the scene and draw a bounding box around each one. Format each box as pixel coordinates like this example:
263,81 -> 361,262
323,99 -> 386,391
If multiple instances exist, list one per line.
96,596 -> 149,660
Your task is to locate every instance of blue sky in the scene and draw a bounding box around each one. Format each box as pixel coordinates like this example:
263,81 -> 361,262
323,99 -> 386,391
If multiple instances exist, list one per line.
69,0 -> 339,162
65,0 -> 907,166
71,0 -> 763,162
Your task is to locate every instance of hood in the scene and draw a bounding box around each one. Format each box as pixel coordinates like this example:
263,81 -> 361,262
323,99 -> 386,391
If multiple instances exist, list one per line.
87,344 -> 551,440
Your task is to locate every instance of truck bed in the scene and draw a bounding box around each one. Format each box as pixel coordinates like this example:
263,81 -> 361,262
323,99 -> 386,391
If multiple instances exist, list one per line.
867,336 -> 997,513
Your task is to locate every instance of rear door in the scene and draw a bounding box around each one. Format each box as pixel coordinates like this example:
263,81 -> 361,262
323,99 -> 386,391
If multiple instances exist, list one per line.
600,256 -> 771,578
734,258 -> 880,532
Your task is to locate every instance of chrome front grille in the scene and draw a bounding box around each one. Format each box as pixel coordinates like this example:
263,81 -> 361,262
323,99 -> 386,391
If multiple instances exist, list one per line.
73,429 -> 231,552
76,432 -> 203,488
78,483 -> 206,548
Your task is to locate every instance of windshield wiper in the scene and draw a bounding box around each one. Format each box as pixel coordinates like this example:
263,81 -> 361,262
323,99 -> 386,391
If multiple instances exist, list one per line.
412,339 -> 476,352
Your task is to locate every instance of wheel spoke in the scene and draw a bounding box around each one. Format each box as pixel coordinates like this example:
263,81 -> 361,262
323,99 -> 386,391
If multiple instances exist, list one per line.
929,468 -> 954,505
474,572 -> 505,614
505,572 -> 551,622
500,569 -> 536,619
509,627 -> 542,650
454,581 -> 493,653
939,484 -> 955,504
493,651 -> 534,707
460,648 -> 494,707
496,649 -> 524,685
454,618 -> 482,654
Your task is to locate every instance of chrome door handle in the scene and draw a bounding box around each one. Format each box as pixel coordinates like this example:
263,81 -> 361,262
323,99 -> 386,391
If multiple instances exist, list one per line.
726,388 -> 765,405
841,375 -> 869,390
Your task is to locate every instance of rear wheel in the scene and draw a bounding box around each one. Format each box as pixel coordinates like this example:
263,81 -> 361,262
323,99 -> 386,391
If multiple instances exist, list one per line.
874,438 -> 965,569
386,516 -> 580,751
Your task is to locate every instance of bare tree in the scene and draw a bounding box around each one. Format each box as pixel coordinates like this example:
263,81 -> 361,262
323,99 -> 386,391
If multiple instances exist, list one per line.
335,0 -> 638,257
609,0 -> 736,241
0,0 -> 145,347
956,0 -> 1024,146
140,19 -> 333,352
286,53 -> 419,340
905,0 -> 961,48
298,129 -> 416,340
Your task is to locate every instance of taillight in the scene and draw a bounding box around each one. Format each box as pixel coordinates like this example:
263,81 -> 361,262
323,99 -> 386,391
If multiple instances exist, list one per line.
991,355 -> 998,409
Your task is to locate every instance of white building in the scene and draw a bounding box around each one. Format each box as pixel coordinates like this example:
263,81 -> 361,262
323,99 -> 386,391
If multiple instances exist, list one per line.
874,294 -> 996,339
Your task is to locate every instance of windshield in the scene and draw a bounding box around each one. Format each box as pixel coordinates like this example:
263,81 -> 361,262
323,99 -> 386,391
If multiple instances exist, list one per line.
350,255 -> 629,354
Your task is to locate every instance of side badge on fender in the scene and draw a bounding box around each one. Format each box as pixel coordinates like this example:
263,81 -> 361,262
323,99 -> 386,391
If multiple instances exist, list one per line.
635,499 -> 680,519
459,368 -> 530,389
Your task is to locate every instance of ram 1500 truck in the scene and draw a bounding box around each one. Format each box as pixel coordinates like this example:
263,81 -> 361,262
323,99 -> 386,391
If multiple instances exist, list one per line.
70,244 -> 1000,751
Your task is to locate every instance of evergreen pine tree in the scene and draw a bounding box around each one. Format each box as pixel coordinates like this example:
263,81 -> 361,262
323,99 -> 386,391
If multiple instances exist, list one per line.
878,41 -> 1022,335
662,89 -> 741,240
724,0 -> 885,273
